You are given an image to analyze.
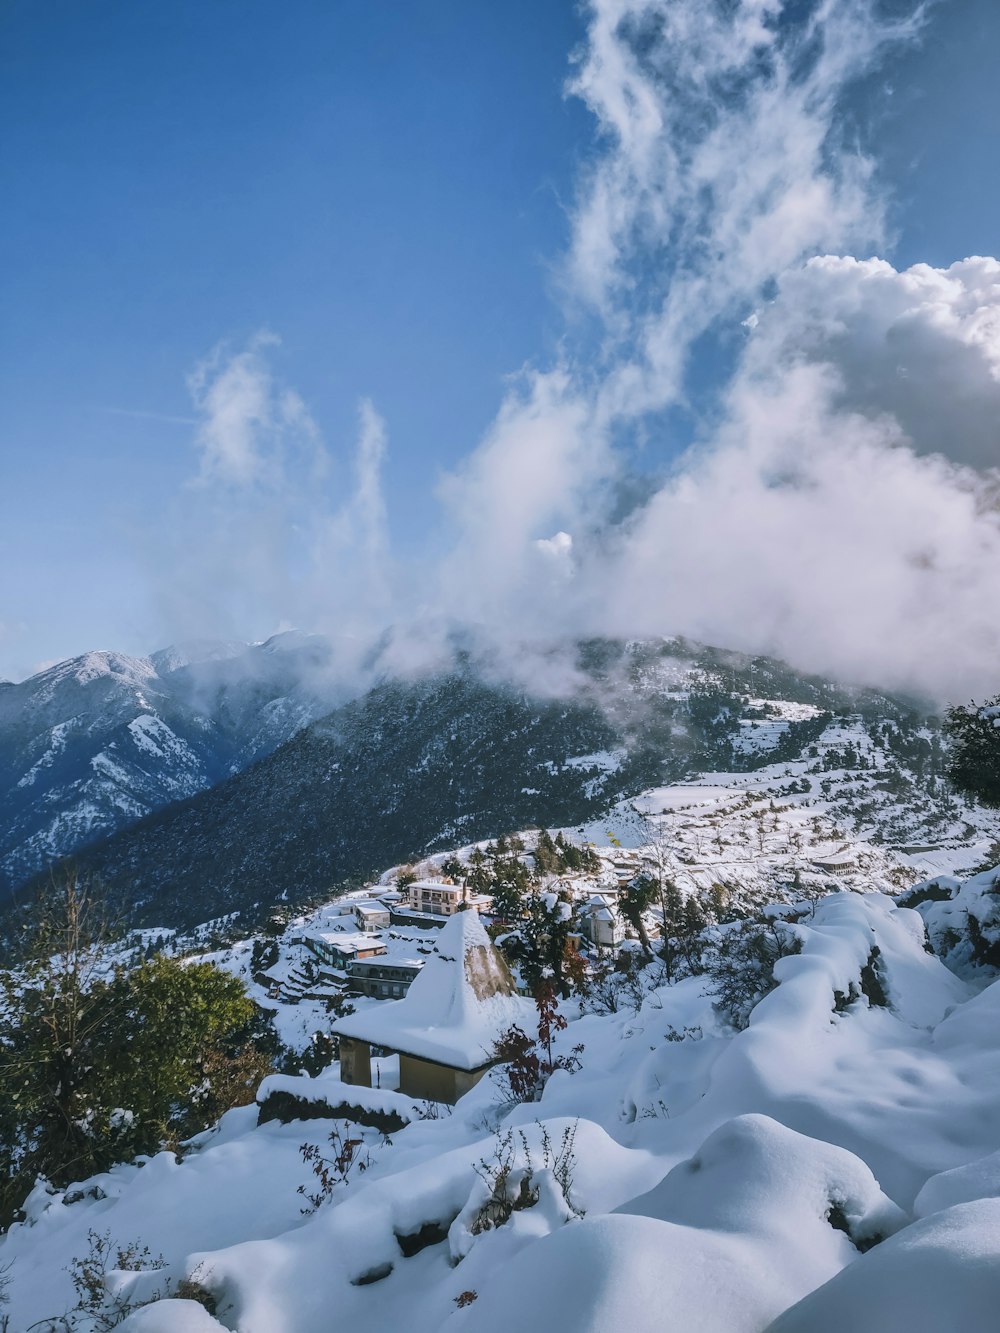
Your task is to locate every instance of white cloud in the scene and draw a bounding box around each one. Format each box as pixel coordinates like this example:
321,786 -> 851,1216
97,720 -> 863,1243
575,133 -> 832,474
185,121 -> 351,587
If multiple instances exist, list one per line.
150,1 -> 1000,705
151,340 -> 395,689
313,398 -> 394,636
435,367 -> 603,633
744,255 -> 1000,469
428,0 -> 950,688
574,251 -> 1000,700
565,0 -> 923,420
593,359 -> 1000,700
187,332 -> 324,489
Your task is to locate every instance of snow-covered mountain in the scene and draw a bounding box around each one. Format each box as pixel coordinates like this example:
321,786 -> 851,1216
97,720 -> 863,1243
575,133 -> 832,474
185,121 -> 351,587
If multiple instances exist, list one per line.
2,632 -> 975,939
23,636 -> 940,931
3,663 -> 1000,1327
0,634 -> 344,897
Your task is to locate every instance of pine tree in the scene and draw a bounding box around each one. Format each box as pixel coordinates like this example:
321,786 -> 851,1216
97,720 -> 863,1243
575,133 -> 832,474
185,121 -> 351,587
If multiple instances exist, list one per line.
510,890 -> 576,995
533,829 -> 559,874
618,874 -> 656,959
945,697 -> 1000,807
440,855 -> 466,884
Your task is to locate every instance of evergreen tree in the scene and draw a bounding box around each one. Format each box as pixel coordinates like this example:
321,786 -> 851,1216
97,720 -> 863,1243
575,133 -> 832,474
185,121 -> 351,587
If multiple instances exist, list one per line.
618,874 -> 656,958
657,876 -> 687,981
466,847 -> 493,896
0,876 -> 267,1226
440,855 -> 466,883
945,697 -> 1000,807
506,891 -> 575,996
488,855 -> 535,922
533,829 -> 559,875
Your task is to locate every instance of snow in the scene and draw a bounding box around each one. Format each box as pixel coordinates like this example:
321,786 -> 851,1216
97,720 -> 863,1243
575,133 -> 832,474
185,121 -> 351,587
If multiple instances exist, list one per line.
455,1115 -> 905,1333
128,713 -> 196,762
914,1147 -> 1000,1217
6,784 -> 1000,1329
768,1200 -> 1000,1333
16,718 -> 73,788
120,1300 -> 225,1332
255,1073 -> 423,1123
561,749 -> 626,772
331,911 -> 535,1069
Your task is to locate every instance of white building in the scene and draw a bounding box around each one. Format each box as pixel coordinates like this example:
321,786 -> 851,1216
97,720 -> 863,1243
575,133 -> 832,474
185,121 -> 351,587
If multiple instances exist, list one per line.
581,894 -> 624,949
353,900 -> 391,932
408,880 -> 491,918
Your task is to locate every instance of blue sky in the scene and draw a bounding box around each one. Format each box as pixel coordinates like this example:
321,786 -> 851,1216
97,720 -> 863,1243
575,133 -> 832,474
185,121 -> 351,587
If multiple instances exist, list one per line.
0,0 -> 589,675
2,1 -> 1000,688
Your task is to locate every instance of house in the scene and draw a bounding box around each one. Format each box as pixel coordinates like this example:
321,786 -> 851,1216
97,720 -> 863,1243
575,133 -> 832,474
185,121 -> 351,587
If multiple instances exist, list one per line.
330,910 -> 535,1104
581,894 -> 624,949
347,956 -> 425,1000
301,930 -> 386,972
353,900 -> 391,933
811,852 -> 857,874
610,855 -> 640,888
407,880 -> 491,918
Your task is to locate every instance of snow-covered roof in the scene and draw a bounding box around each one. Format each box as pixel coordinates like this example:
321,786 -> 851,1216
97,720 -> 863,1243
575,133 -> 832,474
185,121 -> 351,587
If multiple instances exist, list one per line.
330,910 -> 534,1070
349,955 -> 425,973
306,930 -> 385,955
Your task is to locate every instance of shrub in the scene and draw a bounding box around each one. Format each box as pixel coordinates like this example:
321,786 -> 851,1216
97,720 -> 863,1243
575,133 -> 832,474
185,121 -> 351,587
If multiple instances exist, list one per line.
66,1229 -> 167,1331
704,917 -> 802,1029
490,982 -> 583,1105
468,1122 -> 583,1236
297,1123 -> 376,1213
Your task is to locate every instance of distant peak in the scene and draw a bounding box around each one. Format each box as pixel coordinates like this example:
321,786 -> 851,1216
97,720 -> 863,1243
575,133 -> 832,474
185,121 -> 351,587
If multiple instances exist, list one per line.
259,630 -> 328,654
34,650 -> 157,687
149,640 -> 249,674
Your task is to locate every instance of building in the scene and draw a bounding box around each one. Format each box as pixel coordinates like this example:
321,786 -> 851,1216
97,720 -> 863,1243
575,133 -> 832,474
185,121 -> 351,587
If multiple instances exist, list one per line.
347,956 -> 425,1000
301,930 -> 386,973
811,852 -> 857,874
609,854 -> 640,887
407,880 -> 491,918
331,910 -> 535,1104
353,900 -> 391,933
581,894 -> 624,949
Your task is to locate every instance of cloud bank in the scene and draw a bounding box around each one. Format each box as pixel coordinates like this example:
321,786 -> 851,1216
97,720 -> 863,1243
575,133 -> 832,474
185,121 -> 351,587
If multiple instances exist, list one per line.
166,0 -> 1000,705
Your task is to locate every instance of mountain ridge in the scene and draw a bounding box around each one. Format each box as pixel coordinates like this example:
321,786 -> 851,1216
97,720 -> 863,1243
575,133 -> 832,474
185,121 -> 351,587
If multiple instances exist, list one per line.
0,633 -> 349,896
11,637 -> 944,931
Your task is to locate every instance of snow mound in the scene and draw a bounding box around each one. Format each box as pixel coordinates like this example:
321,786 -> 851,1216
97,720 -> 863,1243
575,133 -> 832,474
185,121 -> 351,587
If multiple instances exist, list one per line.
914,1147 -> 1000,1217
911,866 -> 1000,977
448,1116 -> 904,1333
119,1299 -> 225,1331
622,1113 -> 905,1249
767,1199 -> 1000,1333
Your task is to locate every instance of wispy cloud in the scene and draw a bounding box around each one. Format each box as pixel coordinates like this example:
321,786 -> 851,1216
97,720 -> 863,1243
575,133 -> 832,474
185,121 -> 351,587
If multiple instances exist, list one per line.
151,0 -> 1000,703
186,331 -> 325,489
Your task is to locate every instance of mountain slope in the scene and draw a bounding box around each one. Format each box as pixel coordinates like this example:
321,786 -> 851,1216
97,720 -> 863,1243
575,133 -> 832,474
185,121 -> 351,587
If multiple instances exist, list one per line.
40,638 -> 938,930
0,634 -> 343,895
4,865 -> 1000,1330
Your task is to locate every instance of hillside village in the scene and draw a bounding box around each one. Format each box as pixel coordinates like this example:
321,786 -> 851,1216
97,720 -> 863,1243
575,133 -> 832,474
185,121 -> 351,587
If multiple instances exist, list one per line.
3,704 -> 1000,1329
195,707 -> 997,1062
